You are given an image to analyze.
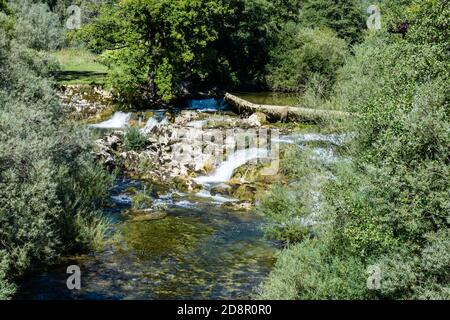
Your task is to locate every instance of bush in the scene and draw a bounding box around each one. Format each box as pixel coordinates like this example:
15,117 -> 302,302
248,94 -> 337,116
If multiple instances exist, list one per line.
259,147 -> 328,244
257,239 -> 370,300
132,191 -> 153,210
259,0 -> 449,299
124,126 -> 147,151
11,0 -> 64,51
266,26 -> 348,94
299,0 -> 365,44
0,11 -> 113,299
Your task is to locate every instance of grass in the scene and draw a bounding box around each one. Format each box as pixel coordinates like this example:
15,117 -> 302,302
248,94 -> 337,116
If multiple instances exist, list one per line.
53,48 -> 109,85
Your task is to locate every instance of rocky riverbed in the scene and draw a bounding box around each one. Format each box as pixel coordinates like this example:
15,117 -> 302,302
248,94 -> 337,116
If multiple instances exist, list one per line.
16,86 -> 348,300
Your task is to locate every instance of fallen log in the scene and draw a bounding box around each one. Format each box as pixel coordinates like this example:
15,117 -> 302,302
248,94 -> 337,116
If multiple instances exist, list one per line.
225,92 -> 353,123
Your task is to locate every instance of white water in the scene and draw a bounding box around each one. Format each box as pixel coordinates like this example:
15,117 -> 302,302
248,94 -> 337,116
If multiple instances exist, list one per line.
90,112 -> 131,129
195,190 -> 238,203
186,120 -> 207,128
196,148 -> 269,184
272,133 -> 348,146
110,194 -> 132,205
142,115 -> 168,133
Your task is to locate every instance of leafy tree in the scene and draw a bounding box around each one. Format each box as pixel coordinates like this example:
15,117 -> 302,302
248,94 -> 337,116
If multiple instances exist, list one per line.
266,25 -> 348,93
299,0 -> 366,44
78,0 -> 230,105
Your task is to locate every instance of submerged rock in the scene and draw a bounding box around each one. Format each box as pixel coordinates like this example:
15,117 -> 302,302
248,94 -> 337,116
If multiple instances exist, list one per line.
129,209 -> 168,222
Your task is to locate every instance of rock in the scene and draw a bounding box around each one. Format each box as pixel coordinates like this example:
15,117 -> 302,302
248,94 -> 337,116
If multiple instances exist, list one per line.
222,201 -> 253,211
211,183 -> 232,197
228,183 -> 258,202
130,209 -> 168,222
246,112 -> 267,127
105,134 -> 121,150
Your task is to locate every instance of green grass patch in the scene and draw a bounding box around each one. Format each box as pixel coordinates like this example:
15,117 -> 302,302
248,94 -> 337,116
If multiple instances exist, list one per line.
53,48 -> 109,85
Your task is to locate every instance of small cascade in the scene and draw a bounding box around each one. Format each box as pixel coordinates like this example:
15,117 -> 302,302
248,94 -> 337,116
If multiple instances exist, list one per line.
195,190 -> 238,203
196,148 -> 269,184
141,111 -> 168,133
90,111 -> 131,129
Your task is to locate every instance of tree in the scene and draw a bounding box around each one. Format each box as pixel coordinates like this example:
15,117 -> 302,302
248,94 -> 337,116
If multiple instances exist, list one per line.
9,0 -> 64,51
79,0 -> 230,105
266,25 -> 348,93
299,0 -> 365,44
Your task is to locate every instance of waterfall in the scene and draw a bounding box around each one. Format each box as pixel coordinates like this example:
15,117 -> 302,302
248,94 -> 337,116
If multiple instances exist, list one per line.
90,112 -> 131,129
196,148 -> 269,184
141,112 -> 168,133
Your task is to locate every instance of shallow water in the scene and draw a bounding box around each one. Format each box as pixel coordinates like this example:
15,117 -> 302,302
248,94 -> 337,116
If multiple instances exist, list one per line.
16,178 -> 278,300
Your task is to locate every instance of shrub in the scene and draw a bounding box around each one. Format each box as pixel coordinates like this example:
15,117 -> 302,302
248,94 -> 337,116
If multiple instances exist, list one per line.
259,1 -> 449,299
10,0 -> 64,51
132,191 -> 153,210
124,126 -> 147,151
266,26 -> 348,94
0,11 -> 113,299
299,0 -> 365,44
257,239 -> 370,300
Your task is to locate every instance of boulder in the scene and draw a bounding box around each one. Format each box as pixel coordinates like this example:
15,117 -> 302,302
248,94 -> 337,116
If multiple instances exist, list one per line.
211,183 -> 233,197
130,209 -> 168,222
246,112 -> 267,127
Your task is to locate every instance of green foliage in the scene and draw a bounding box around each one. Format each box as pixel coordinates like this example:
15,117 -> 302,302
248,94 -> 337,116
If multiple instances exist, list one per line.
0,0 -> 10,14
78,0 -> 230,104
259,147 -> 326,244
259,0 -> 450,300
0,252 -> 15,300
10,0 -> 64,51
258,239 -> 369,300
375,230 -> 450,299
0,9 -> 113,299
299,0 -> 366,44
124,126 -> 147,151
266,26 -> 348,93
78,0 -> 308,103
132,191 -> 153,210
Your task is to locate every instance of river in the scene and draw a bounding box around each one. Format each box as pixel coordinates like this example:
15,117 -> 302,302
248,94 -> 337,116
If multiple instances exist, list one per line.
16,95 -> 343,300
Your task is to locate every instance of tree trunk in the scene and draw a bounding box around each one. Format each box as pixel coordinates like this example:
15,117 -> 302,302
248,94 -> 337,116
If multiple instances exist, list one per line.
147,64 -> 156,103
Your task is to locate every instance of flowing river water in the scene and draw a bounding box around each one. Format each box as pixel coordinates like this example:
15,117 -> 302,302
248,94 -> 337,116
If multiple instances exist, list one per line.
16,94 -> 344,300
16,97 -> 283,300
17,177 -> 278,300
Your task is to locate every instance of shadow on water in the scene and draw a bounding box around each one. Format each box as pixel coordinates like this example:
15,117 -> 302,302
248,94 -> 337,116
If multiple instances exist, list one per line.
16,178 -> 278,300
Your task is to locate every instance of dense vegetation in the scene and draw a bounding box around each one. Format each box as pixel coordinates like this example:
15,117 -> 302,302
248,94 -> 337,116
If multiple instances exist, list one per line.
76,0 -> 365,106
0,0 -> 448,300
258,0 -> 450,299
0,1 -> 113,299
